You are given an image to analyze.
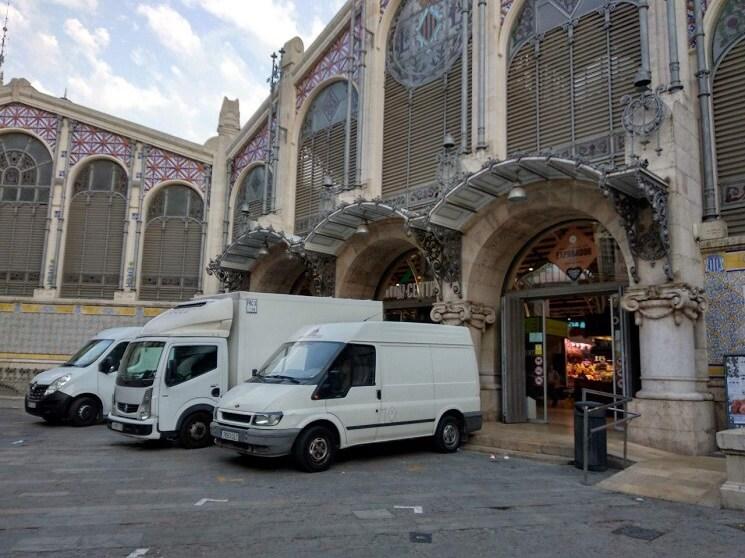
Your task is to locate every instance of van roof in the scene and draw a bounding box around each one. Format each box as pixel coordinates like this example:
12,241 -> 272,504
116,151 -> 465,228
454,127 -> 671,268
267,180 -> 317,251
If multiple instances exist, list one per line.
291,322 -> 473,346
94,326 -> 141,340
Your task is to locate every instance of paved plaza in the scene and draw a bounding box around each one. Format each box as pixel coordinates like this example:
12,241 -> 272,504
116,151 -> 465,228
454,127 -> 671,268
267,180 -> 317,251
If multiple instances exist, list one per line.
0,407 -> 743,557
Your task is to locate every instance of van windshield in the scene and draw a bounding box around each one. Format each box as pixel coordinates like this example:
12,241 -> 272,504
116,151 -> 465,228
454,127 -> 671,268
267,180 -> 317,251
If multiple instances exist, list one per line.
116,341 -> 165,387
253,341 -> 342,384
65,339 -> 113,367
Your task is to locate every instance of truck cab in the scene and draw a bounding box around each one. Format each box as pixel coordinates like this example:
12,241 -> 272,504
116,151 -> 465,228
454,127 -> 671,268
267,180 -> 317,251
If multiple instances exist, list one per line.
25,327 -> 141,426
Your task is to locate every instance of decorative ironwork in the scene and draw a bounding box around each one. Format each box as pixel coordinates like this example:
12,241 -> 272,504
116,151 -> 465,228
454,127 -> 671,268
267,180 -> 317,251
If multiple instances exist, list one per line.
206,258 -> 246,292
436,136 -> 463,194
621,86 -> 666,157
688,0 -> 710,49
0,103 -> 59,151
302,251 -> 336,297
230,122 -> 268,187
143,147 -> 211,194
407,222 -> 462,299
69,122 -> 133,167
388,0 -> 464,88
296,14 -> 362,110
600,161 -> 673,282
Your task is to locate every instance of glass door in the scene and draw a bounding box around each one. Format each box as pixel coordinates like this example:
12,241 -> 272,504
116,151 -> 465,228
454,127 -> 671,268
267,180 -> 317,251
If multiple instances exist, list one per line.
525,299 -> 548,423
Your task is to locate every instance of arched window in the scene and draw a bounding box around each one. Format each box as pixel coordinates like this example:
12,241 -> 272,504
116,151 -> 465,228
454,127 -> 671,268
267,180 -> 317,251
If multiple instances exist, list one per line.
295,80 -> 358,234
140,185 -> 204,301
382,0 -> 470,208
61,160 -> 128,299
0,133 -> 53,295
375,249 -> 436,323
506,0 -> 640,166
233,164 -> 270,241
712,0 -> 745,234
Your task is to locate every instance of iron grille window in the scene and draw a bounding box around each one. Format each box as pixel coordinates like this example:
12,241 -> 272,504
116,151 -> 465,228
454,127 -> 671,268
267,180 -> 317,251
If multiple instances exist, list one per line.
232,164 -> 271,241
506,0 -> 640,167
712,2 -> 745,235
0,133 -> 53,296
295,80 -> 358,235
140,185 -> 204,302
61,160 -> 128,299
381,0 -> 471,209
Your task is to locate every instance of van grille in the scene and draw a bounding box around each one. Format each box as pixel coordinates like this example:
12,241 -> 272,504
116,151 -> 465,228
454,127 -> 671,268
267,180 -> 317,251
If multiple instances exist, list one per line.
28,384 -> 48,401
220,411 -> 253,425
117,402 -> 138,414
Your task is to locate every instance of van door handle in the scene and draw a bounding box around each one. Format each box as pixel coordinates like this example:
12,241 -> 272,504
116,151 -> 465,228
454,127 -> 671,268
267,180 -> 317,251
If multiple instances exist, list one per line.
376,389 -> 381,400
211,388 -> 221,397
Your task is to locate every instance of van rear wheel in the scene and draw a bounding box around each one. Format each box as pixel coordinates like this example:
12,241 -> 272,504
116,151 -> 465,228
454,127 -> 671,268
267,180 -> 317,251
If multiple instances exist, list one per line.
293,426 -> 335,472
179,412 -> 213,449
434,415 -> 461,453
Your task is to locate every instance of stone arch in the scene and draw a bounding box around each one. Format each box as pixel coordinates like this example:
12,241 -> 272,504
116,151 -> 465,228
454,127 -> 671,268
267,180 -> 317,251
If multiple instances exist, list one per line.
249,245 -> 307,294
335,218 -> 419,299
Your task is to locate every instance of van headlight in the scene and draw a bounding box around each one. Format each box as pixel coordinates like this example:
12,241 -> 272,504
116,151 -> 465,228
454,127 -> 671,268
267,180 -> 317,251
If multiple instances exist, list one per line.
138,387 -> 153,420
44,374 -> 72,396
252,412 -> 283,426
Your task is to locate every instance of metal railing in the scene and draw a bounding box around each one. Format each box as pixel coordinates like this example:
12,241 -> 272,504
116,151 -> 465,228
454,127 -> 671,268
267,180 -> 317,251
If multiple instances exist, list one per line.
579,388 -> 640,485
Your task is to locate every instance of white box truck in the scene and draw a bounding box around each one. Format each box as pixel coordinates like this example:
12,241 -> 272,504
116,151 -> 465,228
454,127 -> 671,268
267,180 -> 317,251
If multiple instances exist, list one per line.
107,292 -> 382,448
25,327 -> 141,426
211,321 -> 482,472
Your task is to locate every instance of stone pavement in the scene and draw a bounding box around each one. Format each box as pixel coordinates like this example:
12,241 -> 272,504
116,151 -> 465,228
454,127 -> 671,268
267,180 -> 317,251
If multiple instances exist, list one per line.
2,407 -> 745,557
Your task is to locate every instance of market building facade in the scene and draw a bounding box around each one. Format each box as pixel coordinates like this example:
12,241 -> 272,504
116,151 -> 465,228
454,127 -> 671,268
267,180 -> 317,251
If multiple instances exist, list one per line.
2,0 -> 745,456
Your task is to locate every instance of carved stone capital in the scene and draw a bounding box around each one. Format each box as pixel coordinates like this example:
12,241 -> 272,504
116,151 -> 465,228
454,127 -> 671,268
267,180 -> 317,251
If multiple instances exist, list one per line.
430,301 -> 496,331
621,283 -> 706,326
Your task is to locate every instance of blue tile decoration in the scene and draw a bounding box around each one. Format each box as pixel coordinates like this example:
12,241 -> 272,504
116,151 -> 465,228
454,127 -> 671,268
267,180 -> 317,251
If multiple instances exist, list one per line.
705,263 -> 745,366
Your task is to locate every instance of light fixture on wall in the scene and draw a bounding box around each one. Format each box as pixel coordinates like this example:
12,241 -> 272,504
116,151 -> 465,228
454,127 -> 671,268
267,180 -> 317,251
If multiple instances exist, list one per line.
257,240 -> 270,257
507,185 -> 527,203
239,201 -> 250,215
355,220 -> 369,235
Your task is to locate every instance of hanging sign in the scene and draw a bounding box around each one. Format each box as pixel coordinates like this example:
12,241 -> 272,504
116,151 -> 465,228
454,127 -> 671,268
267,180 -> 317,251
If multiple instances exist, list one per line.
725,354 -> 745,428
548,226 -> 598,281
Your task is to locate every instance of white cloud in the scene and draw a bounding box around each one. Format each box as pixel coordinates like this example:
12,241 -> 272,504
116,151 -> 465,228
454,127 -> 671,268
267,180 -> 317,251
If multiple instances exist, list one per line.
37,32 -> 60,57
50,0 -> 98,11
63,18 -> 109,61
136,4 -> 201,55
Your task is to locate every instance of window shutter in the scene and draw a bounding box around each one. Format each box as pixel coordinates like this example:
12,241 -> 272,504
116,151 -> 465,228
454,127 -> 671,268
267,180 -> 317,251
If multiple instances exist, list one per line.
0,203 -> 46,295
713,37 -> 745,235
538,27 -> 572,152
507,45 -> 538,155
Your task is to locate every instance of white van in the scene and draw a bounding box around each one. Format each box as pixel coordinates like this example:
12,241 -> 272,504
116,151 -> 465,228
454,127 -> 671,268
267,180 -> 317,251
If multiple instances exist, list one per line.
25,327 -> 141,426
107,293 -> 382,448
211,321 -> 482,472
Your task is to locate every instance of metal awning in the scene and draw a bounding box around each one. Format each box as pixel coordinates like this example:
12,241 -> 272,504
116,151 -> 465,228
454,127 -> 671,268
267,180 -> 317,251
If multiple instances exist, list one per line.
218,227 -> 302,271
429,155 -> 669,231
303,201 -> 415,256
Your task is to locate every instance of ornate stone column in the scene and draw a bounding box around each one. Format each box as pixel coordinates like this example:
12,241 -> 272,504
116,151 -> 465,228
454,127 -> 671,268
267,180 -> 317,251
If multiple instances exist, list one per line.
431,300 -> 497,419
621,283 -> 715,455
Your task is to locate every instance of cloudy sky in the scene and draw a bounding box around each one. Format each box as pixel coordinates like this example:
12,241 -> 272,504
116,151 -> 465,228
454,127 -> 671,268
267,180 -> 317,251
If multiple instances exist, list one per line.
6,0 -> 345,143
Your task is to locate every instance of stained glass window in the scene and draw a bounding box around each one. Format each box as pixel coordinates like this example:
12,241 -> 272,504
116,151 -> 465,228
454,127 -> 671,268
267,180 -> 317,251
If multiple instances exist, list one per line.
388,0 -> 464,88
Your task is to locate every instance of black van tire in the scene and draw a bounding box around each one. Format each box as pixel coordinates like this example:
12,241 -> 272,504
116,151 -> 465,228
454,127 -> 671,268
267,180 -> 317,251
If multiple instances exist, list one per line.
433,415 -> 461,453
68,396 -> 100,427
179,412 -> 213,449
293,425 -> 336,472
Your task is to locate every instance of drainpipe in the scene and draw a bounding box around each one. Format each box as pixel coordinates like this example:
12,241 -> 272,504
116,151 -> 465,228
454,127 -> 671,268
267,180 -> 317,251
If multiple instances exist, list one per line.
634,0 -> 652,87
344,2 -> 355,188
665,0 -> 683,91
460,0 -> 469,153
476,0 -> 487,150
694,0 -> 719,221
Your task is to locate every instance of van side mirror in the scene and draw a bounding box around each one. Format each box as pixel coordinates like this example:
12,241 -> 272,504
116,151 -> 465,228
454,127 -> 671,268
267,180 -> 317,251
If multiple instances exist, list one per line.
99,356 -> 114,373
252,368 -> 258,377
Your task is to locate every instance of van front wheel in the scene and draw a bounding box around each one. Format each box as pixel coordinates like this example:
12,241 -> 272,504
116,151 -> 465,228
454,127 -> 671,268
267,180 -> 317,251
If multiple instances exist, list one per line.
68,396 -> 100,427
434,415 -> 461,453
179,412 -> 213,449
293,426 -> 335,472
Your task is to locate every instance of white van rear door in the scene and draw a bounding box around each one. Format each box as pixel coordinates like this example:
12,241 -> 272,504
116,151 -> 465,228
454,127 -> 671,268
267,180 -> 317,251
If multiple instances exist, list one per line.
378,344 -> 435,441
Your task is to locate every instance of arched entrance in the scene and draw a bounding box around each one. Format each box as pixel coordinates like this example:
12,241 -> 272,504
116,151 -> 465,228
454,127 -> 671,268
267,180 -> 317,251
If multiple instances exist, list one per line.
501,220 -> 640,424
374,249 -> 436,322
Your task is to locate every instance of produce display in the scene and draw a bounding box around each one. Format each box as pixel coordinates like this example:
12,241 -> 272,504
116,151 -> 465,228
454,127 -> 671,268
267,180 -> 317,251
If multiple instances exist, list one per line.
564,339 -> 614,385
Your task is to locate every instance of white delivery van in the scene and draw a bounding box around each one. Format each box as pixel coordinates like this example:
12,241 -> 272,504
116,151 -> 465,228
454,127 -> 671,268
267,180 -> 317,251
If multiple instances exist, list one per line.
25,327 -> 141,426
211,321 -> 482,472
107,292 -> 382,448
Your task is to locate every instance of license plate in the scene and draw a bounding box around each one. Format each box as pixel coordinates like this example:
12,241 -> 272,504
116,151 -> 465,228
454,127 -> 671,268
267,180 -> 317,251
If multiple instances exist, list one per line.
27,401 -> 36,408
221,430 -> 239,442
111,422 -> 123,431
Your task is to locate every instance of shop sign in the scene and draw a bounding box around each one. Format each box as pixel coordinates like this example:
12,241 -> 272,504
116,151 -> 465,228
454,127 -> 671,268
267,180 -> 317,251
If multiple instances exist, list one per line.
383,280 -> 437,301
548,227 -> 597,281
725,354 -> 745,428
724,251 -> 745,272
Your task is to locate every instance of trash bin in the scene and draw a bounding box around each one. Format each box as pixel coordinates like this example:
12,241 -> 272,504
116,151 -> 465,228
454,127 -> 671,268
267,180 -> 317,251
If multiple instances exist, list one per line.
573,401 -> 607,472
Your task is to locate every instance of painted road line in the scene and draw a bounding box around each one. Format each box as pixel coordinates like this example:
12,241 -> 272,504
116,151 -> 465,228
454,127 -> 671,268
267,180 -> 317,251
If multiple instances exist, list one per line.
127,548 -> 150,558
115,488 -> 195,495
394,505 -> 423,514
194,498 -> 229,506
18,491 -> 70,497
